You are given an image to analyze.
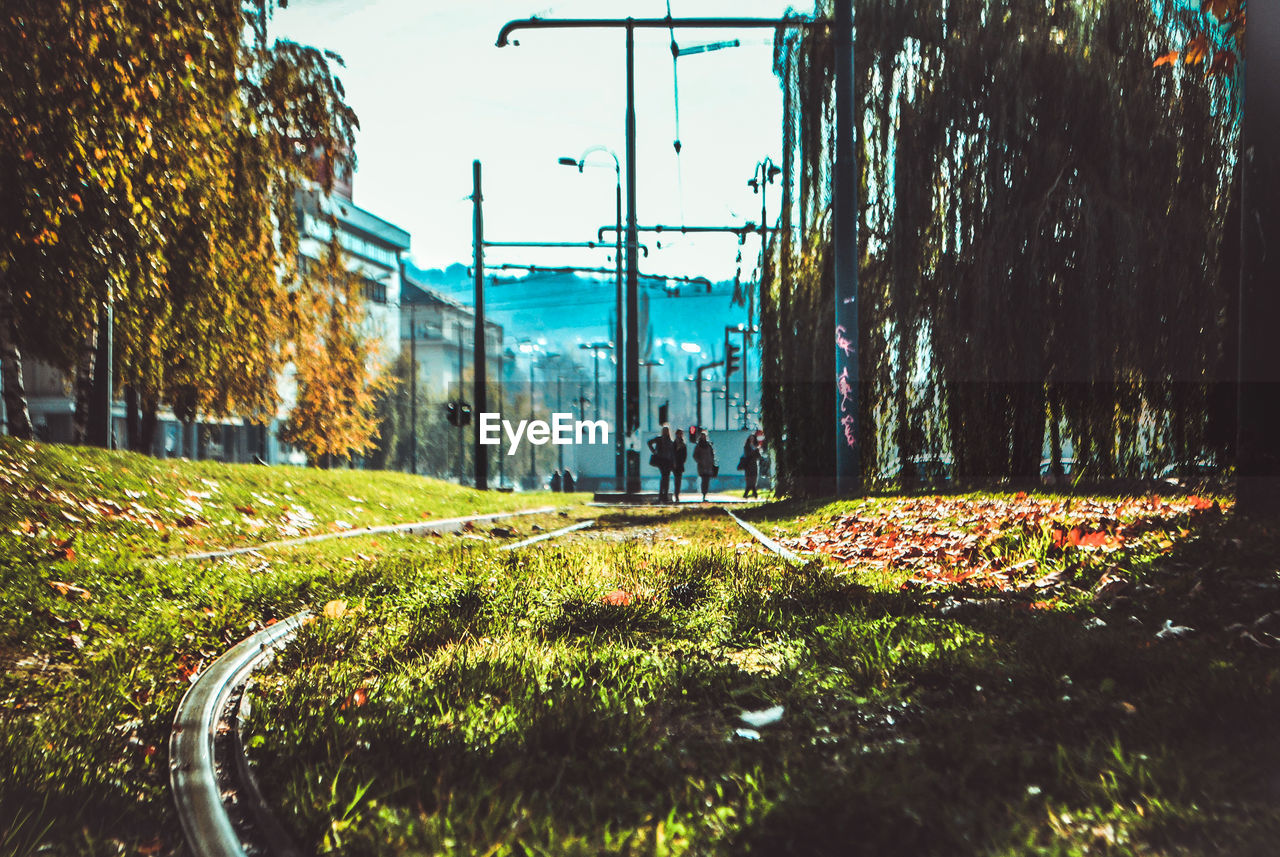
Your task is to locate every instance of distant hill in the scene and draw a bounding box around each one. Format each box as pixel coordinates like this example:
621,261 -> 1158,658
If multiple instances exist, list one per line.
403,261 -> 751,366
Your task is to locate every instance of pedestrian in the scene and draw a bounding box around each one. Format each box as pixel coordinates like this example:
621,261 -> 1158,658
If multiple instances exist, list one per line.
561,468 -> 575,492
693,429 -> 717,502
647,424 -> 676,502
740,433 -> 762,499
549,470 -> 562,492
672,428 -> 688,502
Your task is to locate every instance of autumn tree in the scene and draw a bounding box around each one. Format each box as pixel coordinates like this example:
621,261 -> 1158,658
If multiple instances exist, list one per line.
0,1 -> 356,444
280,238 -> 390,466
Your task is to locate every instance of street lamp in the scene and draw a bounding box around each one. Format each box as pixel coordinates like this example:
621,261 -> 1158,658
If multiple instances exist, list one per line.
578,341 -> 612,422
560,147 -> 625,489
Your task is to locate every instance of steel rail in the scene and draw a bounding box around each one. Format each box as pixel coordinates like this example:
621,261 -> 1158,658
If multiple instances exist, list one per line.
726,509 -> 806,566
174,507 -> 558,562
170,613 -> 309,857
170,512 -> 596,857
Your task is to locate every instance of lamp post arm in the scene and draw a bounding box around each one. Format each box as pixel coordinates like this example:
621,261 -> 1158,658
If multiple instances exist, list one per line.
497,16 -> 824,47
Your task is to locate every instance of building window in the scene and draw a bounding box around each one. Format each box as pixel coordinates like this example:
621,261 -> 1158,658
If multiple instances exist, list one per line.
361,278 -> 387,304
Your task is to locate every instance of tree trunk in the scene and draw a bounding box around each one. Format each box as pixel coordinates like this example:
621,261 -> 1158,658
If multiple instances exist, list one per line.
0,275 -> 33,440
72,313 -> 100,444
139,391 -> 159,455
125,386 -> 140,451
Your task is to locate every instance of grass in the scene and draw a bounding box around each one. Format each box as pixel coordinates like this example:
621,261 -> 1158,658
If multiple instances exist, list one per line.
5,437 -> 1280,855
245,498 -> 1280,855
0,438 -> 588,855
0,436 -> 576,561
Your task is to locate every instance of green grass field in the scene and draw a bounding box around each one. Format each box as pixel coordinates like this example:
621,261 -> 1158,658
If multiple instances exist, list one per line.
4,437 -> 1280,856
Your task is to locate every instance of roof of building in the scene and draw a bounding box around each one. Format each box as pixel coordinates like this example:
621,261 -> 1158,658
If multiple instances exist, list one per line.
402,272 -> 501,331
299,188 -> 411,252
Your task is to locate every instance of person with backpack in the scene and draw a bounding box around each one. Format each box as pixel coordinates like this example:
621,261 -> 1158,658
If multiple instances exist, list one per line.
740,433 -> 762,499
693,429 -> 717,502
647,424 -> 676,502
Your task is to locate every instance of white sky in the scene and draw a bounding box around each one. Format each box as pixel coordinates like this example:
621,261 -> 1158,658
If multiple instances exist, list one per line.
271,0 -> 806,281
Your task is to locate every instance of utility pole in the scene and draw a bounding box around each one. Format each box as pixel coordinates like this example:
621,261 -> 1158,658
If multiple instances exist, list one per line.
498,348 -> 505,488
556,360 -> 565,472
456,325 -> 465,483
833,0 -> 860,495
527,355 -> 536,486
472,160 -> 488,490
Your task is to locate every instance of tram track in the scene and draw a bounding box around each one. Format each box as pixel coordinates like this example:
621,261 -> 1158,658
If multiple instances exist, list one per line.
168,510 -> 593,857
170,505 -> 802,857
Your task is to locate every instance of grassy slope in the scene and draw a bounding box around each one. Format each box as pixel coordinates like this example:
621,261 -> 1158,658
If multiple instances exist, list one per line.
246,497 -> 1280,856
0,438 -> 587,856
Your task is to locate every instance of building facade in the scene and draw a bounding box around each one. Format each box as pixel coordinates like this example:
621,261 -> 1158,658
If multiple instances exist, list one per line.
14,179 -> 410,465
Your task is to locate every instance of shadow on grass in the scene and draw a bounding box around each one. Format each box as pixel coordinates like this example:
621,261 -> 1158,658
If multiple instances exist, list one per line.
253,509 -> 1280,855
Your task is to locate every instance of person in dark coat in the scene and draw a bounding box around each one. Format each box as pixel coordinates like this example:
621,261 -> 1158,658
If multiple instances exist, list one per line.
549,470 -> 562,492
561,468 -> 575,492
741,433 -> 762,498
672,429 -> 688,502
647,424 -> 676,502
693,429 -> 717,502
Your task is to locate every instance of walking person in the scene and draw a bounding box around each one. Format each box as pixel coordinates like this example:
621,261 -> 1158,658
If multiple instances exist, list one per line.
672,428 -> 688,503
647,424 -> 676,502
693,429 -> 717,502
740,433 -> 762,499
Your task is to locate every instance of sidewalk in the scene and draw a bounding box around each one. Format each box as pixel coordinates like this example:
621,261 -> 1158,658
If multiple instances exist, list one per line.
590,491 -> 763,505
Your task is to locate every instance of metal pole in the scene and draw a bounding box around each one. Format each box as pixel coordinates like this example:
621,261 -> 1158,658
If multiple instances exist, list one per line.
528,357 -> 536,484
593,352 -> 601,421
105,296 -> 113,448
614,168 -> 624,488
724,329 -> 731,431
456,325 -> 464,483
557,368 -> 564,471
833,0 -> 860,495
625,19 -> 641,493
696,369 -> 703,428
409,303 -> 417,475
473,160 -> 488,490
498,348 -> 505,488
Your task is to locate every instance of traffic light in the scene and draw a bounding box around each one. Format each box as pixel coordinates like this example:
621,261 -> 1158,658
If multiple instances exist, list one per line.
447,401 -> 472,426
726,341 -> 741,376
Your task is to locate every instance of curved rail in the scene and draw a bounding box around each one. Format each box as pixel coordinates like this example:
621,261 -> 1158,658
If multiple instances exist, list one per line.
170,613 -> 309,857
726,509 -> 806,566
170,515 -> 596,856
176,506 -> 559,563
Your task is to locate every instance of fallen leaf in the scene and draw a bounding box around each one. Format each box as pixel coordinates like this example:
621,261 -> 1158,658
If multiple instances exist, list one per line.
322,599 -> 349,619
340,687 -> 369,710
602,588 -> 633,606
47,580 -> 91,600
